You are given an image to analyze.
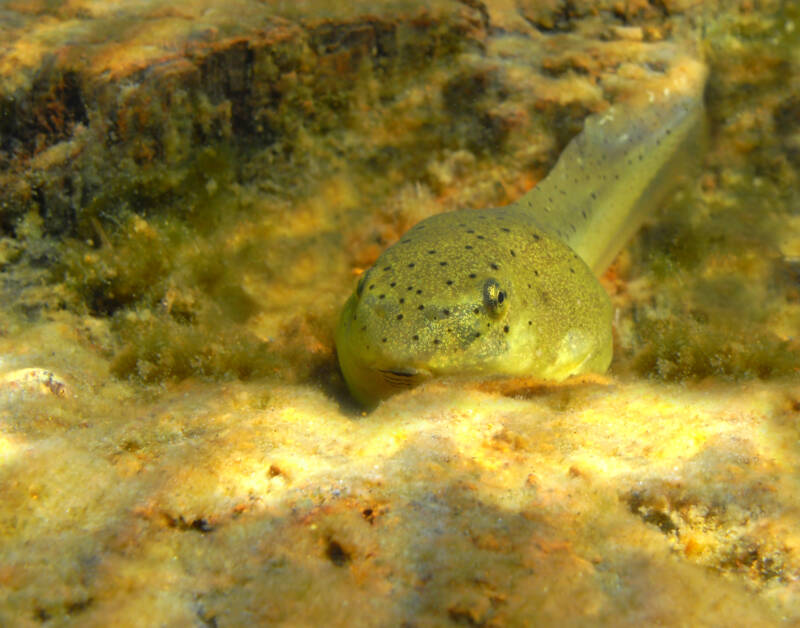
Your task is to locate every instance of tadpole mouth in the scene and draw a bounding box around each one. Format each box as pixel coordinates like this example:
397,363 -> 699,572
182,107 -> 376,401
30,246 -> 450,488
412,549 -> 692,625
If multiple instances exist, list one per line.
378,367 -> 431,390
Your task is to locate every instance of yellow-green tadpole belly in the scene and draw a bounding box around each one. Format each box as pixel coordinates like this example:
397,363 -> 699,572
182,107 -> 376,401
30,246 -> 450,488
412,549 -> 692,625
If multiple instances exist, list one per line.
337,57 -> 708,407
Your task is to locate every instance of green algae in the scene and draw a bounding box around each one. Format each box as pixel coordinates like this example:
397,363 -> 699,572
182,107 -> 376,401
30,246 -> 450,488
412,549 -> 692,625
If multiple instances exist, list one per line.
611,5 -> 800,382
50,65 -> 502,387
0,6 -> 489,387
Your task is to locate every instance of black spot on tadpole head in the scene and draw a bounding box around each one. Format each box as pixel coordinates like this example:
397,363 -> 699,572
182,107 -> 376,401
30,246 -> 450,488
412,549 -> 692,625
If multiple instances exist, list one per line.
326,539 -> 351,566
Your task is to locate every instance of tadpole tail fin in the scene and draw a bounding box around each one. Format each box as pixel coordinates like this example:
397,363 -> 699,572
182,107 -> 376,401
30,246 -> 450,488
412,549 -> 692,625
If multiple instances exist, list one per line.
514,55 -> 709,275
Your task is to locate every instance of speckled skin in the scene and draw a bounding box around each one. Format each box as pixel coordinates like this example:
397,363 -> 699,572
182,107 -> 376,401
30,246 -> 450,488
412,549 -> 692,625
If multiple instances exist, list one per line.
337,58 -> 707,407
336,207 -> 613,406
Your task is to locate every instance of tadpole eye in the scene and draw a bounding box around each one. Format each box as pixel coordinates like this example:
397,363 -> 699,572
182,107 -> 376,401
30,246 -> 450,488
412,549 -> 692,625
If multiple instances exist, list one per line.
483,279 -> 508,318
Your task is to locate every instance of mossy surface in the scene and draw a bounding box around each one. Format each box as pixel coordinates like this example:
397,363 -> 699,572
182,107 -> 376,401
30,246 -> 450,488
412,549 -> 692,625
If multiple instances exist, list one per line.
613,1 -> 800,382
1,1 -> 491,388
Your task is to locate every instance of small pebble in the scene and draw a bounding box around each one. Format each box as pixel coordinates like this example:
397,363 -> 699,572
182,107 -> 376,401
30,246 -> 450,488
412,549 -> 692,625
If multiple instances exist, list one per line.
0,368 -> 69,399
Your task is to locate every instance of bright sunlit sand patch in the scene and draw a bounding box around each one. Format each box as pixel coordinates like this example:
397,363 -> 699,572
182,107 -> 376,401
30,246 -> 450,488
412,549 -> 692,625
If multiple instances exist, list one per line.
0,433 -> 22,467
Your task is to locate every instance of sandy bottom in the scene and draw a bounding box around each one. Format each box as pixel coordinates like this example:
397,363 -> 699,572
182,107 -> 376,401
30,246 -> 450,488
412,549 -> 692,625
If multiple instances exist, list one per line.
1,320 -> 798,625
